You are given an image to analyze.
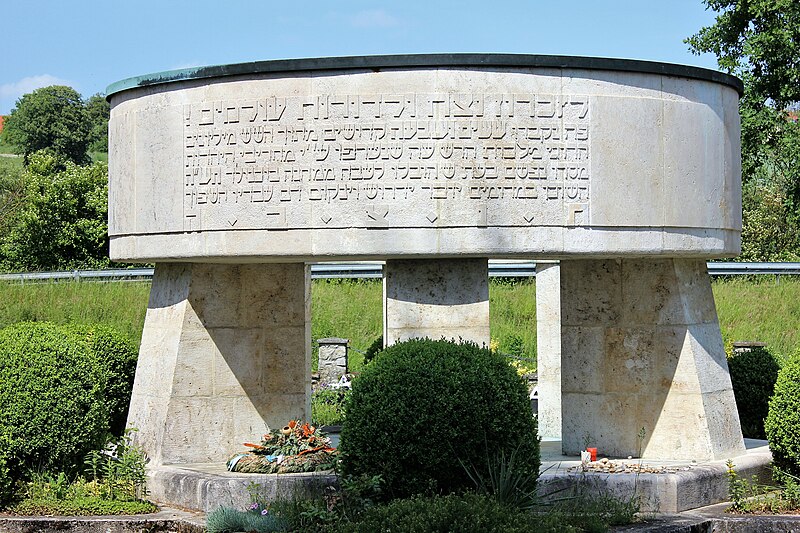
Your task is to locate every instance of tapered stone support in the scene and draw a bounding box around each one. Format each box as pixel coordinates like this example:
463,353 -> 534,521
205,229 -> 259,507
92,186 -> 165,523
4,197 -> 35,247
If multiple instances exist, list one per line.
384,258 -> 490,347
535,261 -> 562,439
127,262 -> 311,465
560,258 -> 745,461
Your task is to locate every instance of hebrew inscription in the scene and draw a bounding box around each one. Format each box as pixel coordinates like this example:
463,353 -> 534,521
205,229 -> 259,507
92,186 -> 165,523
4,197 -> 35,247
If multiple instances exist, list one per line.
183,93 -> 590,231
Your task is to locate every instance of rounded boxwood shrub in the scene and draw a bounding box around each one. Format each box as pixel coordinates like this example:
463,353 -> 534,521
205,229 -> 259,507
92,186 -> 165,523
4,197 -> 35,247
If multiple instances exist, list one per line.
339,338 -> 540,499
765,350 -> 800,477
727,346 -> 780,439
0,322 -> 131,486
68,324 -> 138,436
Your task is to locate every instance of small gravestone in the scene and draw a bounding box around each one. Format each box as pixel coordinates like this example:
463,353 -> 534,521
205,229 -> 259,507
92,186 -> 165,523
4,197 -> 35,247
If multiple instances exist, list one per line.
318,338 -> 348,385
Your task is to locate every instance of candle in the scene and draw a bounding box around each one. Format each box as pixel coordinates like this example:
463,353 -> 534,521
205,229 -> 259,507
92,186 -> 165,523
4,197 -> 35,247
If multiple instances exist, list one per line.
587,447 -> 597,461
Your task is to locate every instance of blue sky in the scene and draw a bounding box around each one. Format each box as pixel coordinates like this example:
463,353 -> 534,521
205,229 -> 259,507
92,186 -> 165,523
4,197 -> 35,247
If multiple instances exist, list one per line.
1,0 -> 722,115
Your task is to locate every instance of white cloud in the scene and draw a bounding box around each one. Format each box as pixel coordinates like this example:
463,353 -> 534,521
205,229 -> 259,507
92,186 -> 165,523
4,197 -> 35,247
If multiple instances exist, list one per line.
350,9 -> 399,28
0,74 -> 75,115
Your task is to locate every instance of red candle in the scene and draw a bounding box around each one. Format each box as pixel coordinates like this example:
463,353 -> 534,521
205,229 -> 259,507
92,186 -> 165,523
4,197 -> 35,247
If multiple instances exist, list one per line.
587,447 -> 597,461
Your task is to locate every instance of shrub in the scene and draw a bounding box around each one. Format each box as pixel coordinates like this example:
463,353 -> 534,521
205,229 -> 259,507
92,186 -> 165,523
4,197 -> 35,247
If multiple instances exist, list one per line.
334,492 -> 569,533
728,346 -> 781,438
0,434 -> 14,507
69,324 -> 138,436
0,322 -> 135,488
206,506 -> 287,533
339,338 -> 540,499
362,335 -> 383,365
765,351 -> 800,477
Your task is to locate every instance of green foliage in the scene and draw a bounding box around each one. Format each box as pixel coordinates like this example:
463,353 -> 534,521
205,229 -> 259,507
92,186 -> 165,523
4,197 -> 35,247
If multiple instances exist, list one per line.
10,497 -> 157,516
83,430 -> 149,501
0,151 -> 110,272
0,434 -> 14,507
0,156 -> 24,236
6,431 -> 152,514
2,86 -> 91,165
490,279 -> 537,370
0,281 -> 150,347
0,321 -> 137,499
207,506 -> 288,533
687,1 -> 800,261
339,339 -> 540,500
727,346 -> 781,438
84,94 -> 110,153
362,335 -> 383,365
311,386 -> 349,426
69,325 -> 138,436
713,277 -> 800,360
461,447 -> 538,511
765,351 -> 800,477
312,279 -> 383,372
332,492 -> 571,533
0,322 -> 109,486
726,460 -> 800,513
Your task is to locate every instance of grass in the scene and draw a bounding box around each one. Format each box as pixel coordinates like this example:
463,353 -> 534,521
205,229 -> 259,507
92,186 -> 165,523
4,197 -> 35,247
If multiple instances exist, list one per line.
713,276 -> 800,361
0,281 -> 151,346
0,276 -> 798,366
0,137 -> 18,155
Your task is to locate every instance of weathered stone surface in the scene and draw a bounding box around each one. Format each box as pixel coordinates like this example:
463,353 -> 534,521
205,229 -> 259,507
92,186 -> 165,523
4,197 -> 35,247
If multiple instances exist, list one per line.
535,261 -> 561,439
560,259 -> 745,461
107,57 -> 741,262
317,337 -> 348,384
384,258 -> 490,346
127,263 -> 311,465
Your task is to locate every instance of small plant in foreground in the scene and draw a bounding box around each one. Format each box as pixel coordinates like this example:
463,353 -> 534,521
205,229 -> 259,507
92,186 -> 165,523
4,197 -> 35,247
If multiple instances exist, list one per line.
206,505 -> 287,533
7,431 -> 154,516
311,385 -> 349,427
726,460 -> 800,514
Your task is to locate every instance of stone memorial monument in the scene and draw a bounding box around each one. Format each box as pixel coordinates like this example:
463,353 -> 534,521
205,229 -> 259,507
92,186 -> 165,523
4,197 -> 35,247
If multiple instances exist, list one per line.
107,54 -> 744,470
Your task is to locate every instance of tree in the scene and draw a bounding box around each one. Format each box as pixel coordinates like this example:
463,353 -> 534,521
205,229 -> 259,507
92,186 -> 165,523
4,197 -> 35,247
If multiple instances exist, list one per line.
85,93 -> 110,153
687,1 -> 800,261
1,86 -> 91,165
0,151 -> 110,272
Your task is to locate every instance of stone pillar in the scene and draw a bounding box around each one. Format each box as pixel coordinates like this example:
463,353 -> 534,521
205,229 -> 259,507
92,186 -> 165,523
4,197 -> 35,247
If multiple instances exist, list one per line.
560,258 -> 745,461
535,261 -> 561,439
317,338 -> 348,385
383,258 -> 490,347
127,262 -> 311,465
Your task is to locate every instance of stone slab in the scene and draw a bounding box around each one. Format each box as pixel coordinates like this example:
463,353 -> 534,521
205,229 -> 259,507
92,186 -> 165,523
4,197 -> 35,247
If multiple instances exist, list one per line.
107,56 -> 741,262
147,463 -> 337,514
539,438 -> 773,514
384,258 -> 490,346
0,508 -> 205,533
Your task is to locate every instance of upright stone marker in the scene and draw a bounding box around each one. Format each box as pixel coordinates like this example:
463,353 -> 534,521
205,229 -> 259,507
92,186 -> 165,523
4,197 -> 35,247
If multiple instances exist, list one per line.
107,54 -> 744,468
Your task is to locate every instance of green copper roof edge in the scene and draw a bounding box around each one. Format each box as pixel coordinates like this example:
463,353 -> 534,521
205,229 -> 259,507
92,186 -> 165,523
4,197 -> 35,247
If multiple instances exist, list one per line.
105,53 -> 743,98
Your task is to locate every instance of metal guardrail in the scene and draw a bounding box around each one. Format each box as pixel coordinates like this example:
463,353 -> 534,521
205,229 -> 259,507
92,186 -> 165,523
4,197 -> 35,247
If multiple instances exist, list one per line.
1,262 -> 799,283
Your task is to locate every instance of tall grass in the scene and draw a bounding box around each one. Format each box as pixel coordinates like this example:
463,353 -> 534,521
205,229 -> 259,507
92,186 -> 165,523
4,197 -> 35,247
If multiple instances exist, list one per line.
713,276 -> 800,360
0,281 -> 150,345
1,276 -> 798,367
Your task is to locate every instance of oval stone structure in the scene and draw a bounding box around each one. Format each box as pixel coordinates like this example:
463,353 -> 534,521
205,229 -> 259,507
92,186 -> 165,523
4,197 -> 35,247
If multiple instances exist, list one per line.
108,56 -> 747,505
108,54 -> 741,262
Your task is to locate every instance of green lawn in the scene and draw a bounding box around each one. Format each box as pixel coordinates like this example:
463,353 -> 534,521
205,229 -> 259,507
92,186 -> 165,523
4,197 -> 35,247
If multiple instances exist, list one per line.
0,276 -> 797,367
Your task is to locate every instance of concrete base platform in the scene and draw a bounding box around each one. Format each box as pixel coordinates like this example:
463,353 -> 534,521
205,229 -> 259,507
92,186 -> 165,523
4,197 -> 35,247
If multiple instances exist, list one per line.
147,463 -> 337,513
539,438 -> 773,513
0,507 -> 205,533
145,439 -> 771,515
